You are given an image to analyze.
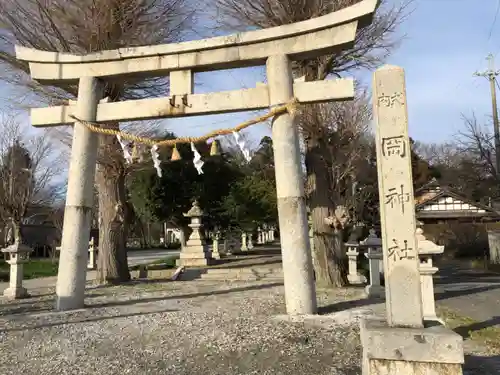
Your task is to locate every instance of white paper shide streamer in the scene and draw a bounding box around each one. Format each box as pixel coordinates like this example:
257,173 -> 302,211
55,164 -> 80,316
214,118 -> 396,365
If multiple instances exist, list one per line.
116,135 -> 134,164
191,142 -> 204,175
150,144 -> 162,177
233,131 -> 252,162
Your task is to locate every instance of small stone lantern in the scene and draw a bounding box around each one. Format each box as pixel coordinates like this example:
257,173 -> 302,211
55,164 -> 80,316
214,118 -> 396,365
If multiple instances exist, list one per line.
176,200 -> 215,266
361,229 -> 384,298
2,242 -> 33,299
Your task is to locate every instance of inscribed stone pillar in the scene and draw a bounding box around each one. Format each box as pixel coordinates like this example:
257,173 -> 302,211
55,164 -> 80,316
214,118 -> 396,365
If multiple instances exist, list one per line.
373,65 -> 423,328
360,65 -> 463,375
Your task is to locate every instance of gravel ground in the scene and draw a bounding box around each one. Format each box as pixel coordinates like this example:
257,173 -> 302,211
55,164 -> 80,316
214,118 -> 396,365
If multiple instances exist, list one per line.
0,280 -> 498,375
0,281 -> 370,375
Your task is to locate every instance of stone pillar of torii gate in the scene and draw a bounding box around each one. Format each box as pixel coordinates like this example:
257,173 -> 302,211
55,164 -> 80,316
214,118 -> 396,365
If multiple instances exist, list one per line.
16,0 -> 380,314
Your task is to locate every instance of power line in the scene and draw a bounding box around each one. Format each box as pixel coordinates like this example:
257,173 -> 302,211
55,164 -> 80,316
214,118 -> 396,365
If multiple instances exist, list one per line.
489,0 -> 500,41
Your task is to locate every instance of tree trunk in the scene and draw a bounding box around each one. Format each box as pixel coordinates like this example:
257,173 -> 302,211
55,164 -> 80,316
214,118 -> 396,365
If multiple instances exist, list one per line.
95,137 -> 131,284
306,137 -> 348,288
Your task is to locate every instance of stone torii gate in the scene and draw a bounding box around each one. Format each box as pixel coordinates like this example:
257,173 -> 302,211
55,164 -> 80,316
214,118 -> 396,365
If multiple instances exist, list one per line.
16,0 -> 379,313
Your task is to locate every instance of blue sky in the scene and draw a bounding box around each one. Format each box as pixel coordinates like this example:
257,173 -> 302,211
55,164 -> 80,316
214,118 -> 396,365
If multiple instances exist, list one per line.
159,0 -> 500,145
2,0 -> 500,147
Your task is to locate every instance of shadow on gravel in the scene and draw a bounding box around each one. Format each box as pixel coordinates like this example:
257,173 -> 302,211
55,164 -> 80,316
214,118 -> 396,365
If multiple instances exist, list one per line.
464,354 -> 500,374
453,316 -> 500,339
0,308 -> 177,333
0,292 -> 107,317
318,297 -> 383,315
90,282 -> 284,309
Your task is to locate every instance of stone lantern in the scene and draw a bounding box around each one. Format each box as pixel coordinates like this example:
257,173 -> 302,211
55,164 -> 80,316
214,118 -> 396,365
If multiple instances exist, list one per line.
2,241 -> 33,299
176,200 -> 216,266
361,229 -> 384,298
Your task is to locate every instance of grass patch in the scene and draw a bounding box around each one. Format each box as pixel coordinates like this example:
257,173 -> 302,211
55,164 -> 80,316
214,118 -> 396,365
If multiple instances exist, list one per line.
469,258 -> 500,273
438,306 -> 500,354
0,258 -> 58,281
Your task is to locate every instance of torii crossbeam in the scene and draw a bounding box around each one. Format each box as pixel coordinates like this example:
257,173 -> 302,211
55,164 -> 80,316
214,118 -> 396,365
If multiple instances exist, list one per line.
16,0 -> 379,312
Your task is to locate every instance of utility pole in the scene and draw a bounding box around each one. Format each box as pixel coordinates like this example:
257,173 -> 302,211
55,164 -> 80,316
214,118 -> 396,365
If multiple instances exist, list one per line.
475,53 -> 500,176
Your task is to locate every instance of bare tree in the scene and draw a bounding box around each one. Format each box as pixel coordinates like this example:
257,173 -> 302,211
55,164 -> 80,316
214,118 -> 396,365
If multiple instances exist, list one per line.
215,0 -> 409,286
301,90 -> 374,285
0,0 -> 193,283
457,113 -> 497,180
0,113 -> 62,246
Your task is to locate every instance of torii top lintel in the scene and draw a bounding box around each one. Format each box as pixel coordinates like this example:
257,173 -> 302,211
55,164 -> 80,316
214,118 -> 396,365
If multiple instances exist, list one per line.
15,0 -> 379,83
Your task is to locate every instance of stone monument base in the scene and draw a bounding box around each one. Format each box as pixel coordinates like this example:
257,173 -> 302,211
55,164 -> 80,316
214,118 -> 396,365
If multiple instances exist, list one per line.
176,249 -> 215,267
360,318 -> 464,375
365,285 -> 385,298
348,273 -> 367,285
3,286 -> 30,299
176,258 -> 215,267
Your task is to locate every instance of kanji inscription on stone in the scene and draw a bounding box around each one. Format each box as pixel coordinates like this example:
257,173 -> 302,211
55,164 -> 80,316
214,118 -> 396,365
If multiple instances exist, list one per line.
373,65 -> 424,328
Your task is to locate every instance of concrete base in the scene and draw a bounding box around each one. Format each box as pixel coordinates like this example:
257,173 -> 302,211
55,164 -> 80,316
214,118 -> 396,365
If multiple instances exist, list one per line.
3,286 -> 30,299
360,318 -> 464,375
365,285 -> 385,298
348,273 -> 367,285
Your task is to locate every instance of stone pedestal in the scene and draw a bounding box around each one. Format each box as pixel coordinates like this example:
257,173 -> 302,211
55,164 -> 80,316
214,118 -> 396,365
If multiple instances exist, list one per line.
257,228 -> 264,245
268,229 -> 274,242
176,201 -> 215,267
361,229 -> 384,297
241,232 -> 248,251
87,237 -> 97,270
247,234 -> 254,250
360,319 -> 464,375
416,224 -> 444,323
346,245 -> 365,285
365,247 -> 384,298
487,229 -> 500,265
212,232 -> 221,259
2,242 -> 33,299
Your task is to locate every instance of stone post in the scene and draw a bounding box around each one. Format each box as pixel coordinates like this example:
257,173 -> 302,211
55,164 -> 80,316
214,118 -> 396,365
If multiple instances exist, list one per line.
360,65 -> 463,375
361,229 -> 384,298
487,229 -> 500,265
257,228 -> 263,244
267,54 -> 316,315
247,233 -> 254,250
87,237 -> 97,270
416,223 -> 444,323
346,242 -> 364,285
308,215 -> 314,253
212,232 -> 221,260
241,232 -> 248,251
56,77 -> 103,311
222,235 -> 229,256
176,201 -> 215,266
1,242 -> 32,299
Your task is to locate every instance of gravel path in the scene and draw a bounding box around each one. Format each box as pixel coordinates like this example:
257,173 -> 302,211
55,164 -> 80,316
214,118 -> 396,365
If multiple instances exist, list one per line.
1,257 -> 499,374
0,281 -> 370,375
